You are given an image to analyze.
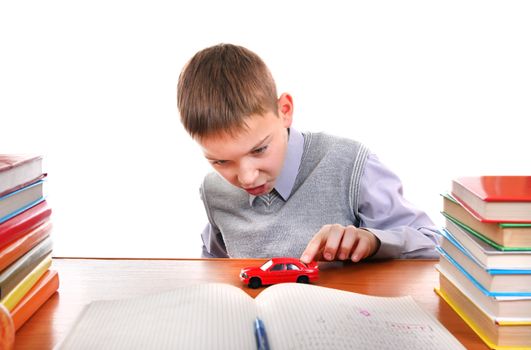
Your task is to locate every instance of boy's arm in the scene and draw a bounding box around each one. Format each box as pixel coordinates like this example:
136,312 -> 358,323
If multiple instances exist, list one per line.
200,223 -> 229,258
301,153 -> 439,263
357,154 -> 440,259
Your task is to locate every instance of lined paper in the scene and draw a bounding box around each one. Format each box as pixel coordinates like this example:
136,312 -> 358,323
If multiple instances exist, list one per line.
256,283 -> 465,350
57,283 -> 465,350
56,283 -> 257,350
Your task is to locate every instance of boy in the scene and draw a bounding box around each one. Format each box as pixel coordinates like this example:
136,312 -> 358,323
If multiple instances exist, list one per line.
177,43 -> 439,263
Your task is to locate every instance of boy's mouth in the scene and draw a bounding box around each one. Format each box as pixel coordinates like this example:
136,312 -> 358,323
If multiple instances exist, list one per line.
244,184 -> 267,196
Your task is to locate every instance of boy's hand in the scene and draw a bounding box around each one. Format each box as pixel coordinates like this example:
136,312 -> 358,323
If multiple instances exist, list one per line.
300,224 -> 380,264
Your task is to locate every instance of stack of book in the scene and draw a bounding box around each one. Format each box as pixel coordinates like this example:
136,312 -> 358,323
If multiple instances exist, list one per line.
0,155 -> 59,331
435,175 -> 531,349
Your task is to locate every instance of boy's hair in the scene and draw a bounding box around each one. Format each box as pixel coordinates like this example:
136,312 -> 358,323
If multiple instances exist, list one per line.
177,43 -> 278,139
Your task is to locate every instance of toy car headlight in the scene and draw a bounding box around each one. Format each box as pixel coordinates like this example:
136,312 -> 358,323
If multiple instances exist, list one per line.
241,272 -> 248,278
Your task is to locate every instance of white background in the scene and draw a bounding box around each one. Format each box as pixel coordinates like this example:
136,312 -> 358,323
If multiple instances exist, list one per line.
1,1 -> 530,258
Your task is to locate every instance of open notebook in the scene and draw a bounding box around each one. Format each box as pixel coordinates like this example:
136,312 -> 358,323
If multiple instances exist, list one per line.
56,282 -> 464,350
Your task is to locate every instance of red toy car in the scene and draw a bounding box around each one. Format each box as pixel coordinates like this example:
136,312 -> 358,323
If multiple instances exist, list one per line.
240,257 -> 319,289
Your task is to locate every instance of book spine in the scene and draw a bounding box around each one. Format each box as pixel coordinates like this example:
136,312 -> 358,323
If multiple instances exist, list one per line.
0,175 -> 46,199
0,201 -> 52,249
11,270 -> 59,331
0,198 -> 45,226
0,221 -> 52,272
0,255 -> 52,311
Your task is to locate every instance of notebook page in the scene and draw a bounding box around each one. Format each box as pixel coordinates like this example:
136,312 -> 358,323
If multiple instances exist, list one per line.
56,283 -> 257,350
256,283 -> 465,350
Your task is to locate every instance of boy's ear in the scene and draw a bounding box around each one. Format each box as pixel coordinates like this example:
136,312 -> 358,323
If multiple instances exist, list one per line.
277,93 -> 294,128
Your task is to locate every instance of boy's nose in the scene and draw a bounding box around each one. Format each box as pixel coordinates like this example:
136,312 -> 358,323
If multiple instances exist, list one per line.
237,166 -> 259,188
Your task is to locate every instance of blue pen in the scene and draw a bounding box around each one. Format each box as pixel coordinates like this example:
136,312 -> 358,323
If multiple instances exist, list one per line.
254,318 -> 270,350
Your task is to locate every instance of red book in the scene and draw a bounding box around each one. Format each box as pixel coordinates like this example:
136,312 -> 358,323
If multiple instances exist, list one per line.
0,201 -> 52,250
0,155 -> 43,197
11,269 -> 59,331
0,221 -> 52,271
451,176 -> 531,222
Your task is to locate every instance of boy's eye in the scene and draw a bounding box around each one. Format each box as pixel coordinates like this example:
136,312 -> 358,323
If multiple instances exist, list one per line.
212,160 -> 228,166
252,145 -> 268,155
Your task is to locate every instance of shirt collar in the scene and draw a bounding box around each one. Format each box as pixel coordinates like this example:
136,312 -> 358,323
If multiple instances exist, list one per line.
249,128 -> 304,205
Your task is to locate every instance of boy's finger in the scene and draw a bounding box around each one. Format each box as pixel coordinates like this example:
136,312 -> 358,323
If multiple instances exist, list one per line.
322,224 -> 345,261
351,237 -> 371,262
338,226 -> 357,260
300,233 -> 325,263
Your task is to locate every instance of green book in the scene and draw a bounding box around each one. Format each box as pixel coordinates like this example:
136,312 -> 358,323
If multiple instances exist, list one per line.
441,193 -> 531,251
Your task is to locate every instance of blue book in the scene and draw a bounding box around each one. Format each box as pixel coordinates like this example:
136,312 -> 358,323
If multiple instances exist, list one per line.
0,180 -> 45,225
439,227 -> 531,295
437,226 -> 531,297
437,244 -> 531,297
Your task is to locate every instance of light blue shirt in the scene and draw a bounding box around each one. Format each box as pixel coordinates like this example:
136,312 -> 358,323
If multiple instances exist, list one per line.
201,128 -> 439,259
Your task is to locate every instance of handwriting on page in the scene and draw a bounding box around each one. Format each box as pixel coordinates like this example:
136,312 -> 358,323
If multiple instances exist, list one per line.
289,304 -> 439,349
257,284 -> 464,350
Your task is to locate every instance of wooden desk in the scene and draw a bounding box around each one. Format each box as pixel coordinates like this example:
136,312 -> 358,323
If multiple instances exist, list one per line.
14,258 -> 486,349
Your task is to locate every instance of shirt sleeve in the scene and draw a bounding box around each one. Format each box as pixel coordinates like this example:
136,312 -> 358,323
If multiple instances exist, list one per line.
200,223 -> 229,258
358,153 -> 441,259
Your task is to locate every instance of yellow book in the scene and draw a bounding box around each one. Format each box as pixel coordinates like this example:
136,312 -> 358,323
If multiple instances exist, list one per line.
0,254 -> 52,311
435,287 -> 531,350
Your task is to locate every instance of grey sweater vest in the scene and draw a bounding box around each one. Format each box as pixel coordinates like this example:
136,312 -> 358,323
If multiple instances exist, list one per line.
200,132 -> 369,258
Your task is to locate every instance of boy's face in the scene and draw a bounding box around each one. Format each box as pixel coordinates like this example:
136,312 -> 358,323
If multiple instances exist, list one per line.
198,94 -> 293,197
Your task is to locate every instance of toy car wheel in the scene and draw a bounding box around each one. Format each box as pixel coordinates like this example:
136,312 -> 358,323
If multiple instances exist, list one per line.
296,275 -> 309,284
249,277 -> 262,289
